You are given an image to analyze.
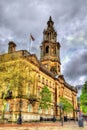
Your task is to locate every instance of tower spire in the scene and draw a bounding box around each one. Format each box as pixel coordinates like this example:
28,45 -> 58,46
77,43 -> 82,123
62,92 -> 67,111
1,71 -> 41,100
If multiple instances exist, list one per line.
49,16 -> 52,20
47,16 -> 54,26
43,16 -> 57,42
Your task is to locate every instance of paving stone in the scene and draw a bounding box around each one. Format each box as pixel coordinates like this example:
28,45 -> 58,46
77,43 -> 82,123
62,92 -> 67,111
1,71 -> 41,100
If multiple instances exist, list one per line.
0,121 -> 87,130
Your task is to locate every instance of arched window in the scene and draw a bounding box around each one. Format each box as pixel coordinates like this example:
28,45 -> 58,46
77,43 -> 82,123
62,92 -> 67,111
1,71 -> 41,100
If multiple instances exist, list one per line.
46,46 -> 49,53
54,47 -> 56,54
50,109 -> 53,115
38,107 -> 42,114
45,109 -> 48,114
5,102 -> 10,112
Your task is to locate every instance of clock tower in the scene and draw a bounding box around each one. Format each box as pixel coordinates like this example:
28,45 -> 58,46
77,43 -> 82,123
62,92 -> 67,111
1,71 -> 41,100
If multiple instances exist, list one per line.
40,16 -> 61,75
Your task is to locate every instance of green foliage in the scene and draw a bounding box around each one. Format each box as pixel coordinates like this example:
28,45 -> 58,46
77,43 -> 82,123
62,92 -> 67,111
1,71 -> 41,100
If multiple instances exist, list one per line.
82,81 -> 87,93
80,81 -> 87,113
60,97 -> 73,112
39,86 -> 51,109
0,62 -> 35,97
82,105 -> 87,113
0,61 -> 36,120
80,93 -> 87,105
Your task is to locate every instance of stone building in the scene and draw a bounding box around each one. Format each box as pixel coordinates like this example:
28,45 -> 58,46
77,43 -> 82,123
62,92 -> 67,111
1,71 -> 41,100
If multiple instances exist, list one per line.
0,17 -> 77,122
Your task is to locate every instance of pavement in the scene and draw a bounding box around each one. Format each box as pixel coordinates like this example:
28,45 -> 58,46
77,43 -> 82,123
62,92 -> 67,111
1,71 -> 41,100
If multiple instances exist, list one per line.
0,121 -> 87,130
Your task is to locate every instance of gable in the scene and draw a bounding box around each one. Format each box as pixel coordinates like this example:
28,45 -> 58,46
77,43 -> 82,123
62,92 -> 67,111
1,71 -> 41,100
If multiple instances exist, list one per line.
27,54 -> 40,67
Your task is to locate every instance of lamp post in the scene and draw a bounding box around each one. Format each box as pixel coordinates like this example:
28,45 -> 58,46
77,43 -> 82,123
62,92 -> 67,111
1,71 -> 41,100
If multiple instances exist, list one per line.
9,108 -> 12,122
60,103 -> 64,126
17,98 -> 22,124
57,102 -> 64,126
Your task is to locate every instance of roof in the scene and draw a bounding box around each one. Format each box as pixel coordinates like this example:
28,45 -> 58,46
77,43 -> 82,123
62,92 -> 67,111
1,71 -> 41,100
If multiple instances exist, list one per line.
8,41 -> 16,46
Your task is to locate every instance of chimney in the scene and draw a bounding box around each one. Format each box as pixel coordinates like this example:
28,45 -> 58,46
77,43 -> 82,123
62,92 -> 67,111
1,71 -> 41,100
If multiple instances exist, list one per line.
8,41 -> 16,53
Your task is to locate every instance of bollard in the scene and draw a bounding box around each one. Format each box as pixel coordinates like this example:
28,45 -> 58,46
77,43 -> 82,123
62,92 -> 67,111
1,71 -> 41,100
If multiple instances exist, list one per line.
17,114 -> 22,124
61,117 -> 63,126
78,117 -> 84,127
52,116 -> 56,122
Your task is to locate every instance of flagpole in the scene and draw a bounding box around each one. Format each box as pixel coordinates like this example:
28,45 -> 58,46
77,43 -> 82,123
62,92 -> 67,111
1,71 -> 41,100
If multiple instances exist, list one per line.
29,34 -> 35,53
29,34 -> 31,53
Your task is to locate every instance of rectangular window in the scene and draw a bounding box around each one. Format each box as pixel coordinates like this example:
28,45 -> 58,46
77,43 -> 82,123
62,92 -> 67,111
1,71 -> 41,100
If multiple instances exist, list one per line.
53,83 -> 54,88
46,79 -> 48,85
38,75 -> 40,82
49,81 -> 51,87
42,77 -> 44,84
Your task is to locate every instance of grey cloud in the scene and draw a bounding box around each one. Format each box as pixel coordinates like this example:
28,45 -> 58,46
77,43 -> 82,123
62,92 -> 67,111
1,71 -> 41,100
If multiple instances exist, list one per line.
0,0 -> 87,86
63,50 -> 87,84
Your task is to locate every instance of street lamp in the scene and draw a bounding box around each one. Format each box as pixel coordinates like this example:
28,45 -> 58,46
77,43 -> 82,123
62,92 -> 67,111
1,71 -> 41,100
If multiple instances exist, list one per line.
17,98 -> 22,124
60,103 -> 64,126
57,102 -> 64,126
9,108 -> 12,122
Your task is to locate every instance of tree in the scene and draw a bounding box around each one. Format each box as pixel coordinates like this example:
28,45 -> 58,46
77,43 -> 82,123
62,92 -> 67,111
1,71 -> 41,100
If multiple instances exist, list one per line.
39,86 -> 51,109
60,97 -> 73,113
0,60 -> 36,121
80,81 -> 87,113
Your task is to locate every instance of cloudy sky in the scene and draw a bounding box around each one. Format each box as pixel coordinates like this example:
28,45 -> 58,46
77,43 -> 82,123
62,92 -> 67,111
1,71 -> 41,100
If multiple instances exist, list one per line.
0,0 -> 87,86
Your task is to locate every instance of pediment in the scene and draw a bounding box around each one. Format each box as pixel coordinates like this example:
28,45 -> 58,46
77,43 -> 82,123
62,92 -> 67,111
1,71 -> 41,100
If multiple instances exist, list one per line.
29,54 -> 40,67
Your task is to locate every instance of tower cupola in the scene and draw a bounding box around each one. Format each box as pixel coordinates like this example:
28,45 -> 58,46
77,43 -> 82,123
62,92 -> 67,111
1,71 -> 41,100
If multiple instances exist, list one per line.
43,16 -> 57,42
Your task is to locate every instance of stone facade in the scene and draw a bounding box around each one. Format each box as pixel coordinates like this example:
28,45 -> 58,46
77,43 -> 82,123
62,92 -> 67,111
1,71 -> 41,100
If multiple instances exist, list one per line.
0,17 -> 77,122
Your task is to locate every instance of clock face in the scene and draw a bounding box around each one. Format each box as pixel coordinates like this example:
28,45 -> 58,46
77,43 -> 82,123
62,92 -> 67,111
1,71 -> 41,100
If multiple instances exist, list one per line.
50,66 -> 57,74
45,64 -> 48,68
